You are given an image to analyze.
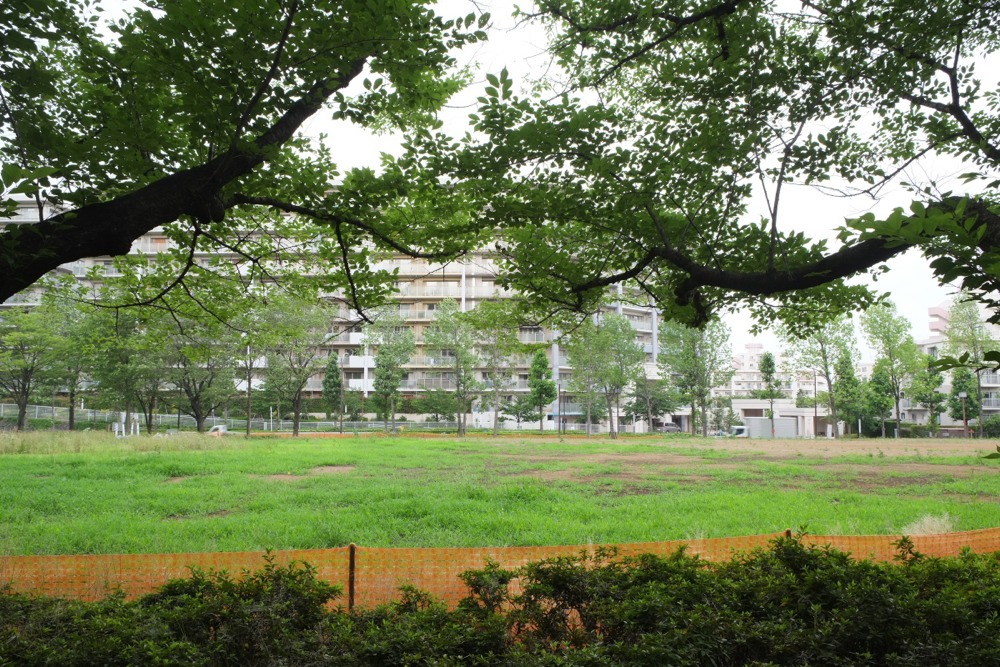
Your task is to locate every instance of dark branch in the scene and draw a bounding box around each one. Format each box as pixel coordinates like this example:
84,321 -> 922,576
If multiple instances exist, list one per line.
0,55 -> 370,303
227,194 -> 463,260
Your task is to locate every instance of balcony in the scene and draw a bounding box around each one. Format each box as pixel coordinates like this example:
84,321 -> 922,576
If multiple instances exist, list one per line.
341,354 -> 373,367
347,379 -> 373,392
981,372 -> 1000,386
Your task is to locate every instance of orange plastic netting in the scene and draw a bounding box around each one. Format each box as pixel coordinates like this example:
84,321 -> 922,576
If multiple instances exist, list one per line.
3,529 -> 1000,607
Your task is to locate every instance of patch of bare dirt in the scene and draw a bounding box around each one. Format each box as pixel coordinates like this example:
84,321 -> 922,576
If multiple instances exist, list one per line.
257,465 -> 356,481
817,463 -> 983,477
163,476 -> 188,484
310,465 -> 355,475
687,438 -> 997,459
507,452 -> 701,466
164,509 -> 232,521
592,483 -> 660,496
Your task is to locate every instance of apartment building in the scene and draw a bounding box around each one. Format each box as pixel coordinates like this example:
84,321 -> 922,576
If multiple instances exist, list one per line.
904,302 -> 1000,426
2,200 -> 661,429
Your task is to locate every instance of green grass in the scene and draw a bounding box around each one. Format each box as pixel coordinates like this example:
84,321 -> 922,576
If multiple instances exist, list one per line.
0,432 -> 998,555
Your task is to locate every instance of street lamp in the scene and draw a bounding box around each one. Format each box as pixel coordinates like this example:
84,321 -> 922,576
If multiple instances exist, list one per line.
813,370 -> 818,438
959,391 -> 968,437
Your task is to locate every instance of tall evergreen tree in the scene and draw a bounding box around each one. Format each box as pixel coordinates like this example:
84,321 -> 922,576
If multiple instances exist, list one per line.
909,357 -> 947,435
758,351 -> 781,438
364,309 -> 415,434
323,354 -> 345,433
527,349 -> 557,433
832,350 -> 864,436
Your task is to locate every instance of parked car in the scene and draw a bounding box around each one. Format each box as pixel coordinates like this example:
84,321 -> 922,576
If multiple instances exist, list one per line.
658,422 -> 681,433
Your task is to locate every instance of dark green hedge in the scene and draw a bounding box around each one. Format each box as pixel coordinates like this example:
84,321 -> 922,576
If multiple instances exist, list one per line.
3,537 -> 1000,666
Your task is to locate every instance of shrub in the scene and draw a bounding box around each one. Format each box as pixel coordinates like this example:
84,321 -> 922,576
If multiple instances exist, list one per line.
981,415 -> 1000,438
4,538 -> 1000,665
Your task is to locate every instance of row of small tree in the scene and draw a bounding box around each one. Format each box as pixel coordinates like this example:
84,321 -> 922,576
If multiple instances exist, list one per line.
779,294 -> 996,438
0,286 -> 336,434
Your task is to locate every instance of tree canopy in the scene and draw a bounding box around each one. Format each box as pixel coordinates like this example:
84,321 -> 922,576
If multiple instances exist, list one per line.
4,0 -> 1000,333
411,0 -> 1000,329
0,0 -> 487,309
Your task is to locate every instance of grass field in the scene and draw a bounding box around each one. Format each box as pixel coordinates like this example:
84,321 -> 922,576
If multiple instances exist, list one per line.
1,431 -> 998,555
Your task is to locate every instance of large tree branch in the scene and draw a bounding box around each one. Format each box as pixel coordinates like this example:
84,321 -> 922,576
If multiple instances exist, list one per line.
570,236 -> 908,301
227,194 -> 462,260
0,55 -> 369,303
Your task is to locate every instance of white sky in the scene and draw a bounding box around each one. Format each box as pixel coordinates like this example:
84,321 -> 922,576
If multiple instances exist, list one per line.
306,0 -> 960,360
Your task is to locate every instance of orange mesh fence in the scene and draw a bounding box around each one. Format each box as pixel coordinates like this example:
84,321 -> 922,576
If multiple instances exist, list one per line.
3,529 -> 1000,607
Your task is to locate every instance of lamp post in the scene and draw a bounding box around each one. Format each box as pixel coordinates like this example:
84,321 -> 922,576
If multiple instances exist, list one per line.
959,391 -> 968,437
244,336 -> 253,437
813,370 -> 818,438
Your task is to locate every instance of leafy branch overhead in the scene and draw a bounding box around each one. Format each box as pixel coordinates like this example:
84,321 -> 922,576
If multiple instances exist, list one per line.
4,0 -> 1000,333
0,0 -> 488,307
410,0 -> 1000,329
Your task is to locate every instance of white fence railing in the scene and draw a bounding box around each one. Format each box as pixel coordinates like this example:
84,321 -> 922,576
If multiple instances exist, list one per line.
0,404 -> 623,434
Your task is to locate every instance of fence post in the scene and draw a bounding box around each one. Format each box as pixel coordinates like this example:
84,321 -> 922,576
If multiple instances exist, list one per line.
348,543 -> 357,612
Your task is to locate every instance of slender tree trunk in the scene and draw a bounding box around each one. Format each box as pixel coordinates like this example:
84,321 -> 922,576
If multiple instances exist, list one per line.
124,398 -> 133,435
586,402 -> 592,436
390,395 -> 397,434
615,396 -> 621,437
900,394 -> 908,440
339,389 -> 345,434
68,387 -> 76,431
292,391 -> 302,437
975,370 -> 983,437
16,399 -> 28,431
605,394 -> 616,439
701,396 -> 708,437
245,356 -> 253,437
492,387 -> 500,436
690,400 -> 697,435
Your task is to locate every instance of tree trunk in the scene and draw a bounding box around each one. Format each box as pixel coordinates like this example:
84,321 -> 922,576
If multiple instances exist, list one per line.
700,396 -> 708,437
492,387 -> 500,436
606,394 -> 616,439
690,400 -> 697,435
615,394 -> 620,433
390,395 -> 397,434
68,387 -> 76,431
124,399 -> 133,435
586,402 -> 592,436
245,362 -> 253,437
900,396 -> 908,438
16,399 -> 28,431
975,369 -> 983,438
339,388 -> 345,434
292,391 -> 302,437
